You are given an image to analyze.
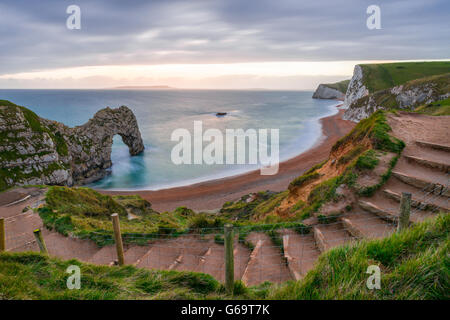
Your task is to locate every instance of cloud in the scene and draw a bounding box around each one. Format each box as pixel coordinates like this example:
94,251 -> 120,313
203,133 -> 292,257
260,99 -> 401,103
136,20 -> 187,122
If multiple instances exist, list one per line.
0,0 -> 449,83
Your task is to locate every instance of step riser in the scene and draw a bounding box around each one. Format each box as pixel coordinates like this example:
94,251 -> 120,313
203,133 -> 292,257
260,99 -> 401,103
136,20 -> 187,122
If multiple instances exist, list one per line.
404,155 -> 450,173
416,140 -> 450,152
392,172 -> 449,197
241,240 -> 263,286
282,235 -> 302,281
341,218 -> 365,239
383,189 -> 448,212
313,227 -> 329,252
359,200 -> 398,223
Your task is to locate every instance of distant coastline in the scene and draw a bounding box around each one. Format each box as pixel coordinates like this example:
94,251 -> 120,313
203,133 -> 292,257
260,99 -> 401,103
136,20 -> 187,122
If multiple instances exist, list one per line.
113,85 -> 174,90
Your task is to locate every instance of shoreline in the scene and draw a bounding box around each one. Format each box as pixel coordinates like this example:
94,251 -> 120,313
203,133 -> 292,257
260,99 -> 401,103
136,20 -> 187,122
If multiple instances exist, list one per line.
102,108 -> 355,212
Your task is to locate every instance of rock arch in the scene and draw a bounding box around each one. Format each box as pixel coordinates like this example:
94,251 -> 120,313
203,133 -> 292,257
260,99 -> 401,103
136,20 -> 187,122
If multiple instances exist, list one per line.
69,106 -> 145,184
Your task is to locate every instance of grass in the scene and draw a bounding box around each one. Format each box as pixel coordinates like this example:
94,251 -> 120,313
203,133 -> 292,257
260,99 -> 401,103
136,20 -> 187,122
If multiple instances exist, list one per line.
332,110 -> 405,154
360,61 -> 450,92
355,149 -> 379,170
0,252 -> 233,299
323,79 -> 350,93
1,214 -> 447,300
415,97 -> 450,116
266,213 -> 450,300
286,110 -> 404,220
289,171 -> 321,189
40,186 -> 211,246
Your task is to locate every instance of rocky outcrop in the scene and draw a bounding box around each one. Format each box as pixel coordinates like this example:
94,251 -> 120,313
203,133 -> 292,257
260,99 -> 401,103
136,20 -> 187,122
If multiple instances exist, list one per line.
312,80 -> 349,100
0,101 -> 144,190
343,73 -> 450,122
312,84 -> 345,100
343,65 -> 369,108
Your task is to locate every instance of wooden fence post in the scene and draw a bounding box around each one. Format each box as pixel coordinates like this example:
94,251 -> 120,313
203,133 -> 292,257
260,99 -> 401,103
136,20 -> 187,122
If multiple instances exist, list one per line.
111,213 -> 125,266
224,224 -> 234,295
0,218 -> 5,252
398,192 -> 411,231
33,229 -> 48,255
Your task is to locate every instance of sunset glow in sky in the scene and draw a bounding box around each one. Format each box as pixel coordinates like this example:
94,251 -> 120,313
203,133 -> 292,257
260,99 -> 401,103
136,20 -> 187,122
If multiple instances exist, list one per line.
0,0 -> 448,89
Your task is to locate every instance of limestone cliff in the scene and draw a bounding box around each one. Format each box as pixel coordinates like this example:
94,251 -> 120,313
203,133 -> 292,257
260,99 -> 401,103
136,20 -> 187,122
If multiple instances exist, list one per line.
312,80 -> 349,100
343,65 -> 369,108
343,73 -> 450,121
0,100 -> 144,190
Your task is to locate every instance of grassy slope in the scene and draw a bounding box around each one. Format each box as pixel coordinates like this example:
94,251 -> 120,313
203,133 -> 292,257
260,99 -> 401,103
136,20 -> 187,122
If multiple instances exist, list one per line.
0,252 -> 235,299
360,61 -> 450,92
1,214 -> 448,300
267,214 -> 449,300
415,97 -> 450,116
40,186 -> 230,246
323,79 -> 350,94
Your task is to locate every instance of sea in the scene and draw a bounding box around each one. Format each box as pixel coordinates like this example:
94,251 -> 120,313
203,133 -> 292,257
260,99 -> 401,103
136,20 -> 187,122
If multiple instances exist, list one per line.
0,89 -> 339,190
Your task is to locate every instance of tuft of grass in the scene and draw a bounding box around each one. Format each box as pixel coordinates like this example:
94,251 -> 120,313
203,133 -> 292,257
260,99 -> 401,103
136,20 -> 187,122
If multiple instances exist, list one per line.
355,149 -> 379,170
415,97 -> 450,116
289,172 -> 321,189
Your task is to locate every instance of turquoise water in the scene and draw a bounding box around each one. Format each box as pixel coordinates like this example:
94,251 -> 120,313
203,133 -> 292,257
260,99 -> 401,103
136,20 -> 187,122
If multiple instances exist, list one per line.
0,89 -> 339,190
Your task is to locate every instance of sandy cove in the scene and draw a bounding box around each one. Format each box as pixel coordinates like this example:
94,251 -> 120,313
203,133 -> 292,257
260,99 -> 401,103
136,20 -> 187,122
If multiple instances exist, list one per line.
102,108 -> 355,212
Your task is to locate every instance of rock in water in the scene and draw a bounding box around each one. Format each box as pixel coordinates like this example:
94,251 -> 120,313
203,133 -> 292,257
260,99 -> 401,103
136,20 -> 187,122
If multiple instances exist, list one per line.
0,101 -> 145,190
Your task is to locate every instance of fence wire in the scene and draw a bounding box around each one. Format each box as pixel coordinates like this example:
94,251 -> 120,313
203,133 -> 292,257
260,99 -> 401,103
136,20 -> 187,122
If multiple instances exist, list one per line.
1,169 -> 448,285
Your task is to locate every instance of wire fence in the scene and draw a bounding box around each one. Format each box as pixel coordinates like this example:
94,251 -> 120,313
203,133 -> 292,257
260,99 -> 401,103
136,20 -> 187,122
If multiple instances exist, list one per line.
0,170 -> 448,286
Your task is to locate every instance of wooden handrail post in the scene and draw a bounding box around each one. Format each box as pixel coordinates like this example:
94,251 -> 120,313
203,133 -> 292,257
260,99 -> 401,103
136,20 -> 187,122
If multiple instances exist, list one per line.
0,218 -> 5,252
398,192 -> 411,231
224,224 -> 234,295
111,213 -> 125,266
33,229 -> 48,255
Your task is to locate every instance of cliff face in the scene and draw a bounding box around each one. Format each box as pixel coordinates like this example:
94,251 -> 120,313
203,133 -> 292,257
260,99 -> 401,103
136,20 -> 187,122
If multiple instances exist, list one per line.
312,80 -> 349,100
343,65 -> 369,108
343,73 -> 450,122
0,101 -> 144,190
312,84 -> 345,100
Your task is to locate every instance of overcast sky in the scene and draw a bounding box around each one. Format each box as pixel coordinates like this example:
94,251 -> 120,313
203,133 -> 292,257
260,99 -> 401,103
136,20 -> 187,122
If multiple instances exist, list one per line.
0,0 -> 448,89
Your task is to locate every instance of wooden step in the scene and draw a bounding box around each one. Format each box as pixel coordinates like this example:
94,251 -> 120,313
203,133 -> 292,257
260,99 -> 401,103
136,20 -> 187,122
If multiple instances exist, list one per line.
123,245 -> 151,265
404,155 -> 449,173
391,171 -> 449,197
383,188 -> 448,212
87,245 -> 117,265
341,212 -> 395,239
241,233 -> 292,286
196,241 -> 250,283
313,224 -> 353,253
281,230 -> 320,280
359,196 -> 436,224
359,200 -> 397,223
134,240 -> 182,270
416,140 -> 450,152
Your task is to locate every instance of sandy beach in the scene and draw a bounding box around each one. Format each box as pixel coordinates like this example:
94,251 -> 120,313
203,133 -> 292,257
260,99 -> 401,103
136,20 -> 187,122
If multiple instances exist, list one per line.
102,108 -> 355,212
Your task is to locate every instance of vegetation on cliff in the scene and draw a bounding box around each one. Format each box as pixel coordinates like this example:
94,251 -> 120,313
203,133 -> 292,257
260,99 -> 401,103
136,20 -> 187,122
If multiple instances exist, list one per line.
321,79 -> 350,93
359,61 -> 450,93
244,110 -> 405,220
